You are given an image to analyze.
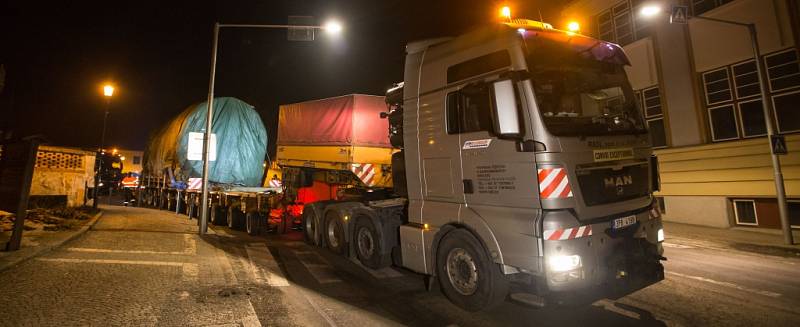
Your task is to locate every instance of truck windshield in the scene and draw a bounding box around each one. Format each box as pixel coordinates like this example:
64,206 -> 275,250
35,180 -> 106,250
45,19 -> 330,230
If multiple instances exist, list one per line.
523,31 -> 647,136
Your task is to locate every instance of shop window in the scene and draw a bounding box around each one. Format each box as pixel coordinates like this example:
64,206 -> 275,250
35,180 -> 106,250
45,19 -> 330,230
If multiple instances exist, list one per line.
765,49 -> 800,92
772,91 -> 800,133
737,99 -> 767,137
708,105 -> 739,141
733,199 -> 758,226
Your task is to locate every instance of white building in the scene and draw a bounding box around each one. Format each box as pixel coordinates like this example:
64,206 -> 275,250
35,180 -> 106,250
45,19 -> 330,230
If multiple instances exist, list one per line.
562,0 -> 799,229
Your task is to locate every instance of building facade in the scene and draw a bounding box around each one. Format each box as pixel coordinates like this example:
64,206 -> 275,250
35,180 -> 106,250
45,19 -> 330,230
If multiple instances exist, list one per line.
562,0 -> 799,229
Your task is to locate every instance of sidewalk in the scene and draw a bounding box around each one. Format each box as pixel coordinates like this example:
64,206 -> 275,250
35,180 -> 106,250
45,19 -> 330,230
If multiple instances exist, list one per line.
663,221 -> 800,258
0,211 -> 103,273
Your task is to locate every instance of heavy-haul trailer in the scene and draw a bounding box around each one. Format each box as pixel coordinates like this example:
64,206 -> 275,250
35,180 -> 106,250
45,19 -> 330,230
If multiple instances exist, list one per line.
298,19 -> 666,311
138,95 -> 394,235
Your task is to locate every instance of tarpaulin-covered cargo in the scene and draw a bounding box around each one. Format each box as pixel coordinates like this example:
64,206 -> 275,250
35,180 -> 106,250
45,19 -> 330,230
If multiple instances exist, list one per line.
276,94 -> 393,187
143,97 -> 267,187
277,94 -> 391,147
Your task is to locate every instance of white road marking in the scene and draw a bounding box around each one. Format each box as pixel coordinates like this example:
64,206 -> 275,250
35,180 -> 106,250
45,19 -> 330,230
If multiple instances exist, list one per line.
66,247 -> 192,255
37,258 -> 200,282
299,289 -> 339,327
244,243 -> 289,287
214,245 -> 262,327
662,242 -> 694,249
667,271 -> 781,298
592,299 -> 641,320
348,257 -> 403,279
184,234 -> 197,255
294,250 -> 342,284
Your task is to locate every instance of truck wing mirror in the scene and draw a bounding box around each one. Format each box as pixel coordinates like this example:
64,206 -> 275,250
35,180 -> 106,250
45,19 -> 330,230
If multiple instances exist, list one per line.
492,79 -> 521,137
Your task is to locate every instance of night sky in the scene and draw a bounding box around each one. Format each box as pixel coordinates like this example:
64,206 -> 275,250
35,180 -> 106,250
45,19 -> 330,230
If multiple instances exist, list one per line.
1,0 -> 567,156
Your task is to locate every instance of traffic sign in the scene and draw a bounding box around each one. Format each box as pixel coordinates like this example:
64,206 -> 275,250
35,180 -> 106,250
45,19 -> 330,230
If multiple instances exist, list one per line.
187,132 -> 216,161
771,135 -> 788,155
670,5 -> 689,24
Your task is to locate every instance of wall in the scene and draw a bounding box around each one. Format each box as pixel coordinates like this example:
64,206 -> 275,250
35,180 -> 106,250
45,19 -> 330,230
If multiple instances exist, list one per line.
689,0 -> 795,72
29,146 -> 95,207
661,195 -> 731,227
117,149 -> 143,174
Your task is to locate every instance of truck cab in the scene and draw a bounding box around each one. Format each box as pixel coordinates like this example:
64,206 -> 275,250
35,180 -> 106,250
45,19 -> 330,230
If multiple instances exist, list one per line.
391,19 -> 664,309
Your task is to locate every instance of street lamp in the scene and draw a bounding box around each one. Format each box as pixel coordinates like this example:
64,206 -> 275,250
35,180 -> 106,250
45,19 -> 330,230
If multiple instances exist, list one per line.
641,8 -> 793,245
198,19 -> 343,234
93,83 -> 115,209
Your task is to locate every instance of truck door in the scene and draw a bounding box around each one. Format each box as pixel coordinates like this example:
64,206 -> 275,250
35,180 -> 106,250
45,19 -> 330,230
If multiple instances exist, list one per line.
447,79 -> 541,266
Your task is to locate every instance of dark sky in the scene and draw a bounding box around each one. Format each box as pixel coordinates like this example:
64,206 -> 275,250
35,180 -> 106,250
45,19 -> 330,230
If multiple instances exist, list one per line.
1,0 -> 568,155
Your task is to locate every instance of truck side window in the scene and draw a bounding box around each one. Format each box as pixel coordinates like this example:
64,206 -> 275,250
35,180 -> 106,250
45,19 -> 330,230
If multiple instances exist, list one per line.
446,84 -> 494,134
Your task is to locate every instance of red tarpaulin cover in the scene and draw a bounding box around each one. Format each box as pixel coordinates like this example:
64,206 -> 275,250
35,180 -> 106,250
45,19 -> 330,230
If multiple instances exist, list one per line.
277,94 -> 390,147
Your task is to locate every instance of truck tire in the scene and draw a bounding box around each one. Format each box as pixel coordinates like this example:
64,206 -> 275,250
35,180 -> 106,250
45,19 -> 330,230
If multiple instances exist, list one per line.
436,229 -> 509,312
246,211 -> 263,236
227,206 -> 245,230
211,204 -> 226,225
324,211 -> 347,255
302,208 -> 318,245
355,217 -> 389,269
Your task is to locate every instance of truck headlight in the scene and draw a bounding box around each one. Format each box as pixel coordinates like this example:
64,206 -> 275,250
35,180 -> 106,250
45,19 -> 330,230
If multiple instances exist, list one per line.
657,228 -> 664,242
548,255 -> 581,272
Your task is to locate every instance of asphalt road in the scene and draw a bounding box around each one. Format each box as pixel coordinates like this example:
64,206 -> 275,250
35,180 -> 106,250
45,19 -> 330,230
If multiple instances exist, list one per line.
0,206 -> 797,326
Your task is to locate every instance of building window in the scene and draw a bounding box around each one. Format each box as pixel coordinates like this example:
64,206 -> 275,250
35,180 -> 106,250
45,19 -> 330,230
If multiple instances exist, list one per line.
732,60 -> 760,99
598,11 -> 614,42
765,49 -> 800,93
733,199 -> 758,226
702,68 -> 733,105
789,200 -> 800,228
692,0 -> 734,16
133,156 -> 141,165
772,91 -> 800,133
612,2 -> 633,45
737,99 -> 767,137
702,49 -> 800,141
639,86 -> 667,148
595,1 -> 653,46
708,105 -> 739,141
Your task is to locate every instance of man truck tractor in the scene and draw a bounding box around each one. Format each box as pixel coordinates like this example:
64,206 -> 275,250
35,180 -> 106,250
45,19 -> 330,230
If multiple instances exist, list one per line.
300,19 -> 665,311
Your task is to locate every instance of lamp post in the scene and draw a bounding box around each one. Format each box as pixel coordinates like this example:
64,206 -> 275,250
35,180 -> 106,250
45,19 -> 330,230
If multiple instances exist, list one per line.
93,84 -> 114,209
199,20 -> 342,235
640,5 -> 793,245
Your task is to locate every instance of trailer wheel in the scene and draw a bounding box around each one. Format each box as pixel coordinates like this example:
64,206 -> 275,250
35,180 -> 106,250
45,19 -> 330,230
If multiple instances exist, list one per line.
355,217 -> 389,269
211,204 -> 226,225
227,206 -> 245,230
436,229 -> 509,312
302,208 -> 318,245
324,211 -> 347,255
246,211 -> 263,236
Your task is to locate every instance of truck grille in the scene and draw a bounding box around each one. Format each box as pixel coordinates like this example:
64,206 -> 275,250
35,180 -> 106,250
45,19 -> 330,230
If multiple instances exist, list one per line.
576,163 -> 650,206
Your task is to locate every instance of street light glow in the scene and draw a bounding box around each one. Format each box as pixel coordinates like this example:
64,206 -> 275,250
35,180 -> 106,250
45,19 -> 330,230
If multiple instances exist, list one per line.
500,6 -> 511,19
640,5 -> 662,17
567,21 -> 580,32
103,84 -> 114,97
324,20 -> 342,34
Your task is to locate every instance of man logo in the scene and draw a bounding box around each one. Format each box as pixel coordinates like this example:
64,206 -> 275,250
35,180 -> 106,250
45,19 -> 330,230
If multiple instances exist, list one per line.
605,175 -> 633,188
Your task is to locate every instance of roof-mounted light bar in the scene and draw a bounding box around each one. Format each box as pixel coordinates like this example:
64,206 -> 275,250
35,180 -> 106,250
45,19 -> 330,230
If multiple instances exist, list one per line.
503,19 -> 554,31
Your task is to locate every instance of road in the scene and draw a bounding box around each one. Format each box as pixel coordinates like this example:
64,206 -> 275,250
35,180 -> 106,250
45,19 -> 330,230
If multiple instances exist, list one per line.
0,206 -> 797,326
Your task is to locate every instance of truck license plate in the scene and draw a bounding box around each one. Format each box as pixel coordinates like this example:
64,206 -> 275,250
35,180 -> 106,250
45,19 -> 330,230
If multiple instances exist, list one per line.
612,215 -> 637,230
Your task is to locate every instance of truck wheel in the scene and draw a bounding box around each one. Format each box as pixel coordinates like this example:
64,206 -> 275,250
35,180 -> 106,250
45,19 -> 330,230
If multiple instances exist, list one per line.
324,211 -> 347,255
355,217 -> 389,269
246,211 -> 263,236
211,205 -> 226,225
302,208 -> 318,245
227,206 -> 245,230
436,229 -> 509,312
